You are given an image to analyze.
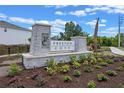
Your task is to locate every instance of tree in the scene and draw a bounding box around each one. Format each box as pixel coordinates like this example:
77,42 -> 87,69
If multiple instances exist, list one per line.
59,21 -> 87,40
93,18 -> 99,52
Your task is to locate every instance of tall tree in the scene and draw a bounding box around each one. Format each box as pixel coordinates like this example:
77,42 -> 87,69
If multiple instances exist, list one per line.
59,21 -> 87,40
93,18 -> 99,52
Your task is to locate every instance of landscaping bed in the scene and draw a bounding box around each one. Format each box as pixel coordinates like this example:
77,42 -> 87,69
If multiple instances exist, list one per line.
0,53 -> 124,88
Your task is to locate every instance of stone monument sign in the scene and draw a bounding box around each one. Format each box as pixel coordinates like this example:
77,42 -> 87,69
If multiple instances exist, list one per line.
22,23 -> 91,69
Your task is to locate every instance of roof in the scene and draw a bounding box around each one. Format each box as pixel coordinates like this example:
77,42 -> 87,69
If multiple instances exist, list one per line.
0,21 -> 32,32
33,23 -> 51,27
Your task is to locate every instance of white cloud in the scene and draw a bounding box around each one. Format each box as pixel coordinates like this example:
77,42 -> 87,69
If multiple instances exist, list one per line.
99,27 -> 124,37
0,13 -> 7,19
9,16 -> 66,36
55,11 -> 66,15
69,10 -> 87,17
35,20 -> 49,24
28,27 -> 32,30
86,5 -> 124,14
86,19 -> 106,28
9,17 -> 34,24
44,5 -> 68,9
101,19 -> 107,23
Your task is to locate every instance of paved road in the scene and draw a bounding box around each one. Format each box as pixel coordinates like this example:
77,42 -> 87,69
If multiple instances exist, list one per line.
110,47 -> 124,56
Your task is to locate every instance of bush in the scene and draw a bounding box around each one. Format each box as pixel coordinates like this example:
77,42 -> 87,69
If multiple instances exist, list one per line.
60,65 -> 70,73
72,61 -> 81,69
87,53 -> 94,62
94,65 -> 102,69
73,70 -> 81,77
90,56 -> 97,65
79,54 -> 87,63
83,61 -> 89,66
115,66 -> 124,71
63,75 -> 72,82
87,80 -> 96,88
70,55 -> 78,63
99,62 -> 108,66
46,67 -> 56,75
83,66 -> 94,73
106,70 -> 117,76
97,58 -> 104,63
120,62 -> 124,67
97,74 -> 109,82
45,58 -> 57,68
118,83 -> 124,88
106,59 -> 114,64
8,63 -> 22,77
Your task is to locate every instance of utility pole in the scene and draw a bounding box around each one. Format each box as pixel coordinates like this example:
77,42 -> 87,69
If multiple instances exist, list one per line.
118,15 -> 123,48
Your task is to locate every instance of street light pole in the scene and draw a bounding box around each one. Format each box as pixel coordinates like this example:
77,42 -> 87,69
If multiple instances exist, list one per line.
118,15 -> 123,48
118,15 -> 120,48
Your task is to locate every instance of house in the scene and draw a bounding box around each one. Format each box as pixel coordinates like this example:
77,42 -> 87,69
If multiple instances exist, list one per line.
0,21 -> 32,45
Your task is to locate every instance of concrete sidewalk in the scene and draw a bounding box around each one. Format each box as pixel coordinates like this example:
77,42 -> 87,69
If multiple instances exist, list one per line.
0,53 -> 22,58
110,47 -> 124,56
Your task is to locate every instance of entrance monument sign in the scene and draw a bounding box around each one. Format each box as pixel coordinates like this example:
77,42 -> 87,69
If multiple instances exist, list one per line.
22,23 -> 91,69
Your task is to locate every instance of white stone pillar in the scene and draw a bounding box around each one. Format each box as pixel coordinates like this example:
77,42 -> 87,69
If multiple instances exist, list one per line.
71,36 -> 87,52
30,23 -> 51,56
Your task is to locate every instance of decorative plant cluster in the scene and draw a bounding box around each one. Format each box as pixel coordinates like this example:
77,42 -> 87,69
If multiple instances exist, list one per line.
97,74 -> 109,82
106,70 -> 117,76
60,65 -> 70,73
63,75 -> 72,82
87,80 -> 96,88
43,53 -> 121,86
106,59 -> 114,64
46,58 -> 58,75
83,66 -> 94,73
72,61 -> 81,69
73,70 -> 81,77
99,62 -> 108,67
94,65 -> 102,69
8,63 -> 22,77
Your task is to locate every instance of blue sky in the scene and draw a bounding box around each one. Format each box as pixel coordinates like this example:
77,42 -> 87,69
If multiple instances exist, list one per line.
0,5 -> 124,37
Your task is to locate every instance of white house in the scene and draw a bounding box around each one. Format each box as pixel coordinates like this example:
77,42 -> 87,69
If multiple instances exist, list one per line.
0,21 -> 32,45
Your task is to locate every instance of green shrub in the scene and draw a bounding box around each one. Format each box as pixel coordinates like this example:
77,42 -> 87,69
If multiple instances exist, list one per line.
94,65 -> 102,69
90,56 -> 97,65
97,74 -> 109,82
87,53 -> 94,62
46,67 -> 56,75
73,70 -> 81,77
118,83 -> 124,88
60,65 -> 70,73
8,63 -> 22,76
106,70 -> 117,76
97,58 -> 104,63
70,55 -> 78,63
83,61 -> 89,66
63,75 -> 72,82
99,62 -> 108,66
79,54 -> 87,63
115,66 -> 124,71
87,80 -> 96,88
45,58 -> 57,68
106,59 -> 114,64
72,61 -> 81,69
83,66 -> 94,73
120,62 -> 124,67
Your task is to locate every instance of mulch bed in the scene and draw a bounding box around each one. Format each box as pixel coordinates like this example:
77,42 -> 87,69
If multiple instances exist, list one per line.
0,56 -> 124,88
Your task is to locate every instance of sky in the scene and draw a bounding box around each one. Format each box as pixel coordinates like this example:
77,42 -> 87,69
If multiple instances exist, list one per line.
0,5 -> 124,37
